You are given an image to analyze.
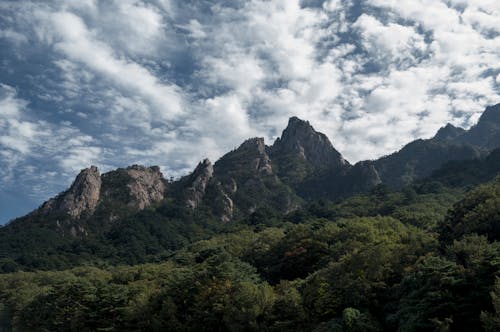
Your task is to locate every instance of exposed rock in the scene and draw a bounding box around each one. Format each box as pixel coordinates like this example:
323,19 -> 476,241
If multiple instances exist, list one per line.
433,123 -> 466,141
217,137 -> 273,175
224,178 -> 238,193
271,116 -> 349,169
184,159 -> 214,209
347,161 -> 382,192
217,190 -> 234,223
461,103 -> 500,149
40,166 -> 101,219
477,103 -> 500,125
245,137 -> 273,174
125,165 -> 167,209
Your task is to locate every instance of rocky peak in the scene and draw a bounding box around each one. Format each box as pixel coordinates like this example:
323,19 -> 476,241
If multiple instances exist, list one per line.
461,103 -> 500,149
242,138 -> 273,174
239,137 -> 267,154
123,165 -> 167,210
433,123 -> 466,141
271,116 -> 349,169
184,159 -> 214,209
477,103 -> 500,126
215,137 -> 273,176
40,166 -> 101,219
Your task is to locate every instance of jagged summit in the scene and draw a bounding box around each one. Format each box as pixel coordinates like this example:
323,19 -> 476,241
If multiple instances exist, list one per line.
215,136 -> 273,176
101,165 -> 167,210
271,116 -> 349,169
433,123 -> 466,141
477,103 -> 500,125
460,103 -> 500,149
12,103 -> 500,228
239,137 -> 267,152
183,159 -> 214,209
40,166 -> 101,219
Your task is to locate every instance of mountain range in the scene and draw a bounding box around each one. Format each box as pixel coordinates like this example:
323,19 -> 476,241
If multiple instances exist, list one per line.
1,103 -> 500,271
14,103 -> 500,224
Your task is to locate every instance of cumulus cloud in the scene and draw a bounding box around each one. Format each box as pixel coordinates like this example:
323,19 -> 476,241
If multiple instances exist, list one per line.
0,84 -> 101,193
0,0 -> 499,222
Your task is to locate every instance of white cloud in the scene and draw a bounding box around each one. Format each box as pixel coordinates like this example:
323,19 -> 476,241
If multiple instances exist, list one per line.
0,84 -> 102,194
48,11 -> 184,120
353,14 -> 427,68
177,19 -> 207,39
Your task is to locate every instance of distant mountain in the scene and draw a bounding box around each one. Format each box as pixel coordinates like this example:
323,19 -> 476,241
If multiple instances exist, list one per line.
460,103 -> 500,149
8,103 -> 500,227
371,103 -> 500,187
2,104 -> 500,230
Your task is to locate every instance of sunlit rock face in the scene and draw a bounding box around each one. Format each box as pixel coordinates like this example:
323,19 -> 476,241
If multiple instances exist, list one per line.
40,166 -> 101,219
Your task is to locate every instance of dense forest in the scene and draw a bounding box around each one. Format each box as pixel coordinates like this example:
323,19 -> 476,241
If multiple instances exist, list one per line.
0,176 -> 499,331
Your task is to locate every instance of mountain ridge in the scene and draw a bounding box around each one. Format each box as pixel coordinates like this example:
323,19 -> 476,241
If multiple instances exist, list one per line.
6,103 -> 500,227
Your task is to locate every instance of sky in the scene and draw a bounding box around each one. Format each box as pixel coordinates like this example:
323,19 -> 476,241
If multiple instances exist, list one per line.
0,0 -> 499,224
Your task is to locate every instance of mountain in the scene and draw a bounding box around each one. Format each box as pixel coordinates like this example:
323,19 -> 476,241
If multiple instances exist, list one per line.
7,103 -> 500,227
460,103 -> 500,148
371,103 -> 500,187
1,103 -> 499,273
270,116 -> 349,183
2,104 -> 500,331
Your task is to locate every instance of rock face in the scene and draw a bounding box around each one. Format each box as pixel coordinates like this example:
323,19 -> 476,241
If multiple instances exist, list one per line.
100,165 -> 167,209
213,184 -> 234,223
433,124 -> 466,141
215,137 -> 273,176
246,138 -> 273,175
461,103 -> 500,149
184,159 -> 214,209
40,166 -> 101,219
124,165 -> 167,209
271,117 -> 348,169
347,161 -> 382,192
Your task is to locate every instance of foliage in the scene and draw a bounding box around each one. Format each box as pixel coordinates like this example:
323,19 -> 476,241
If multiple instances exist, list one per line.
0,172 -> 499,331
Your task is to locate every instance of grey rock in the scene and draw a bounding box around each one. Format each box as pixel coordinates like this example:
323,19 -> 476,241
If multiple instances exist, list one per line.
184,159 -> 214,209
271,116 -> 349,169
216,188 -> 234,223
124,165 -> 167,210
40,166 -> 101,219
433,123 -> 466,141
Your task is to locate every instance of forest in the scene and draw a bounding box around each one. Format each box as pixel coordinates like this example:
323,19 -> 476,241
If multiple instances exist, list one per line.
1,176 -> 499,331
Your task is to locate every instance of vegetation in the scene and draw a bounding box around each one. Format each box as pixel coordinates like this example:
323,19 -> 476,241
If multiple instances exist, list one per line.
0,176 -> 499,331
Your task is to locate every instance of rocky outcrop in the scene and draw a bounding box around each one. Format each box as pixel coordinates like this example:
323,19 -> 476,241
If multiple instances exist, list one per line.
212,183 -> 234,223
215,137 -> 273,175
271,117 -> 349,169
100,165 -> 167,210
124,165 -> 167,209
40,166 -> 101,219
243,137 -> 273,175
346,161 -> 382,192
184,159 -> 214,209
460,103 -> 500,149
433,123 -> 466,142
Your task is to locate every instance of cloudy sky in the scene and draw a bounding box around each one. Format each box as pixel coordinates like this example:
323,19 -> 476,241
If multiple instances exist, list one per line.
0,0 -> 499,224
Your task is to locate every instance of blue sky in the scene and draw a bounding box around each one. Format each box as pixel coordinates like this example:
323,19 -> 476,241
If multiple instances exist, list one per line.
0,0 -> 499,224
